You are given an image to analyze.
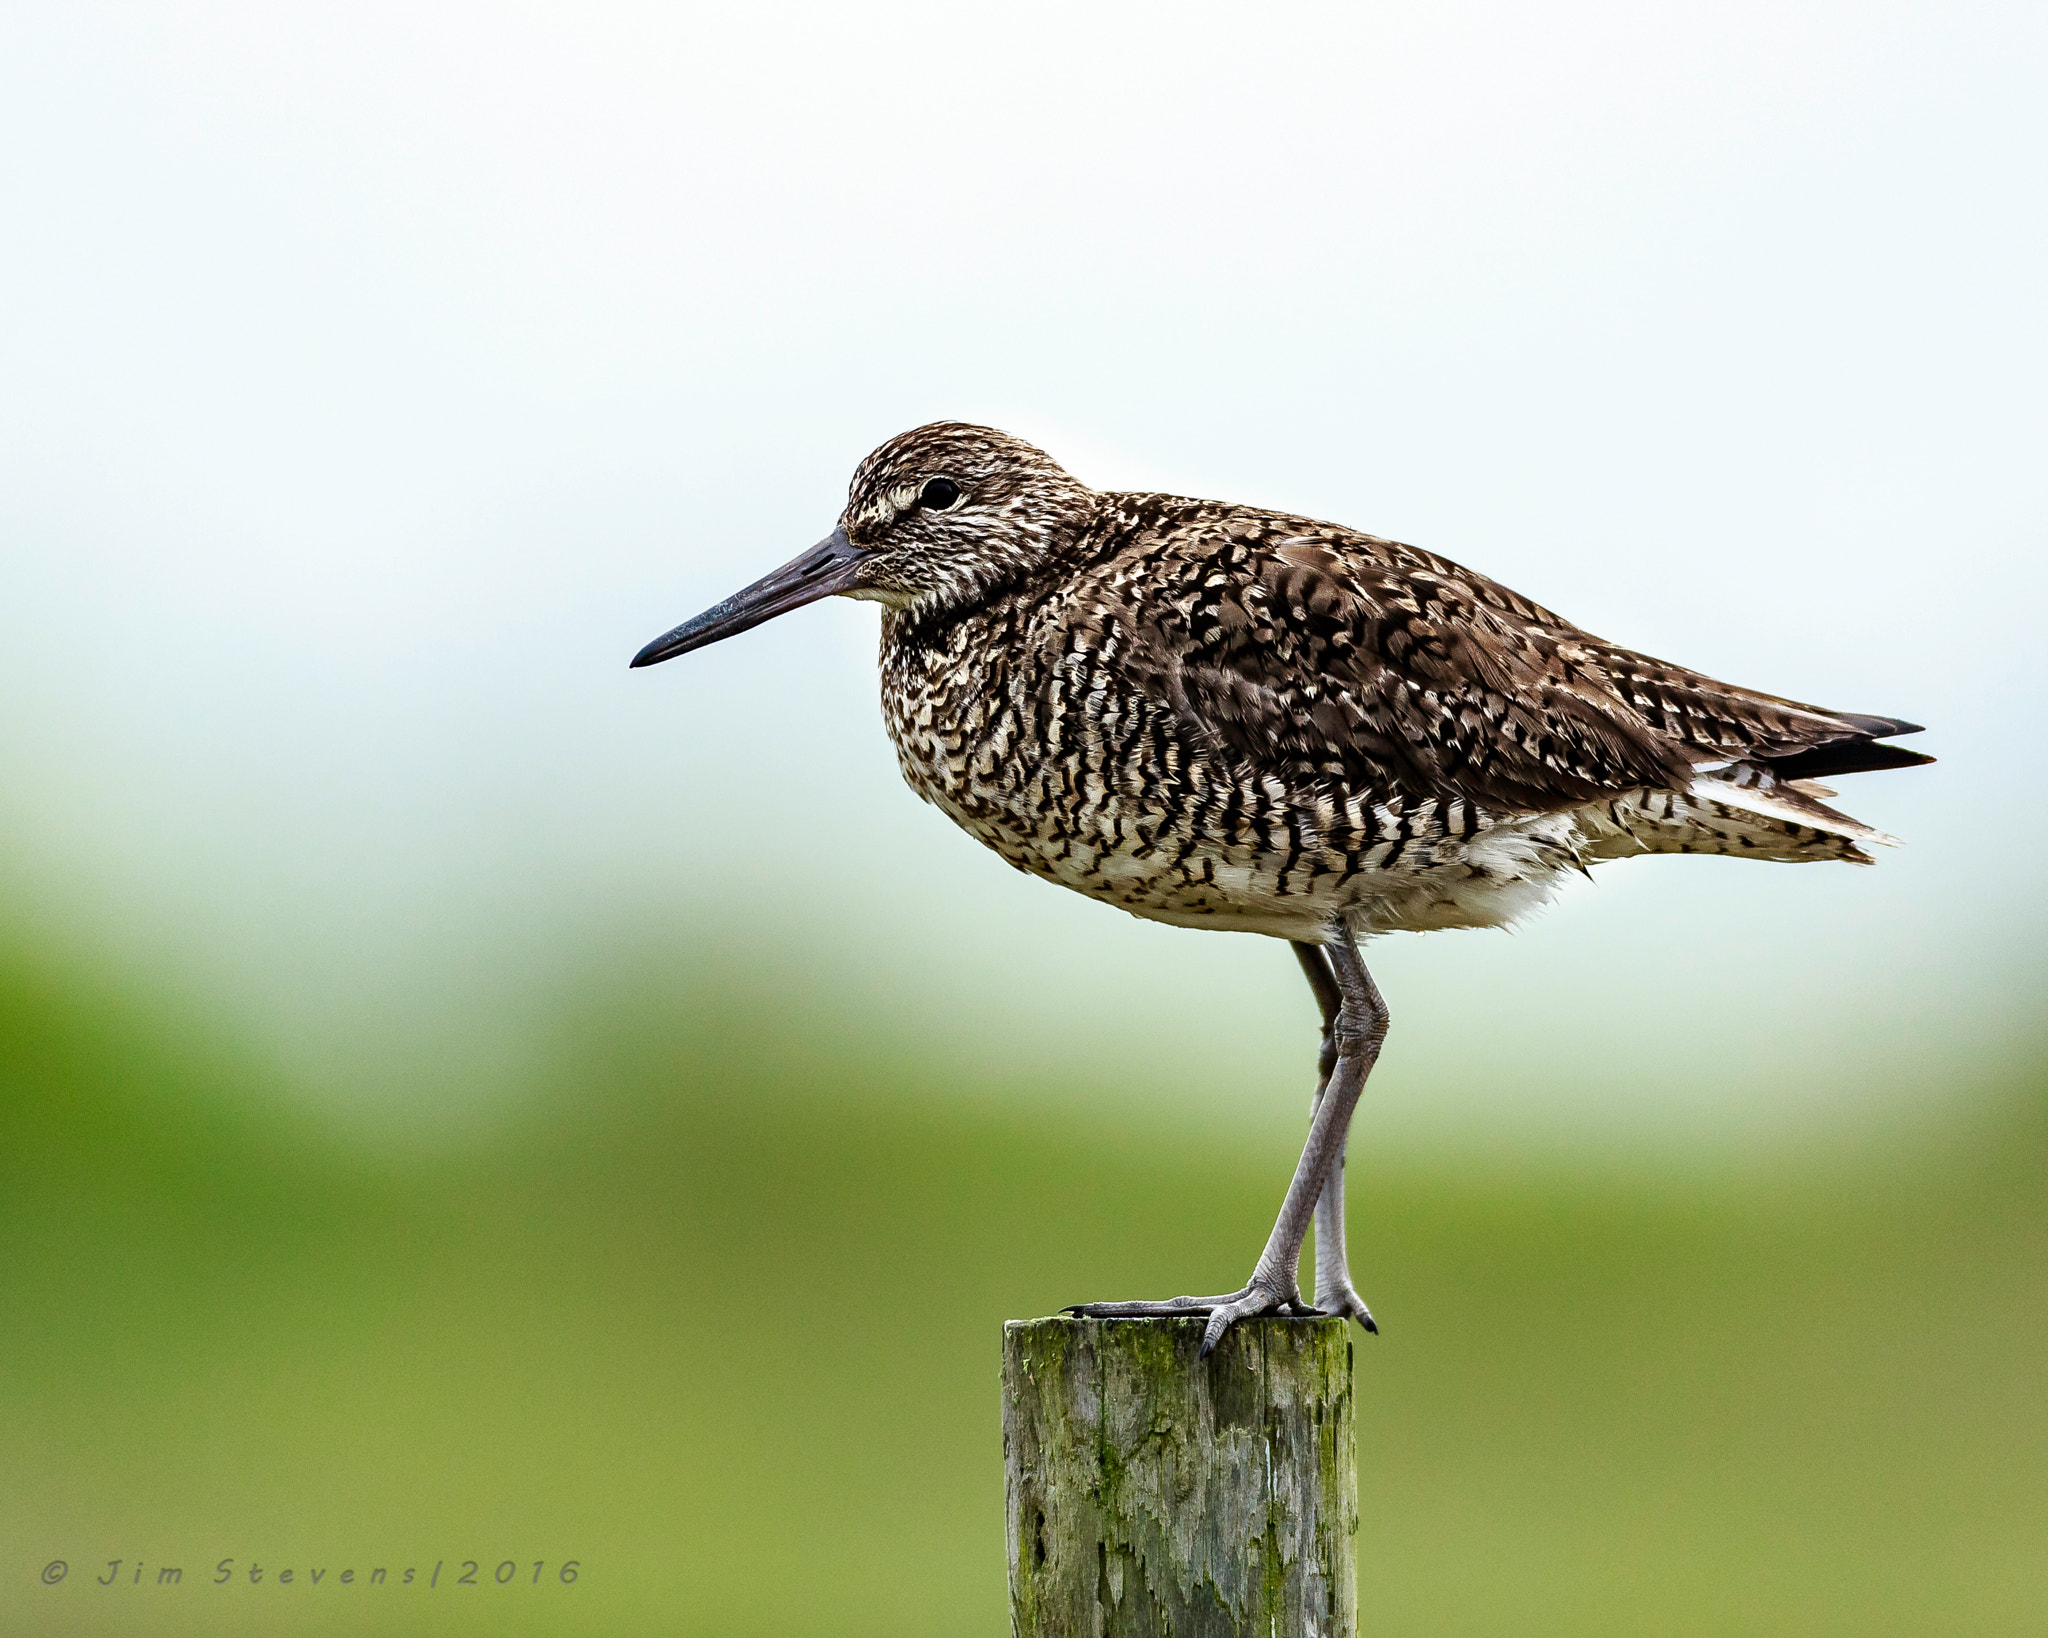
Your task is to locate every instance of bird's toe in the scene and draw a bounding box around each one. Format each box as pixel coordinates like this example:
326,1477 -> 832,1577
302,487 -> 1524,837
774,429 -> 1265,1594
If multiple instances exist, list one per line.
1196,1281 -> 1307,1357
1316,1284 -> 1379,1335
1064,1294 -> 1224,1319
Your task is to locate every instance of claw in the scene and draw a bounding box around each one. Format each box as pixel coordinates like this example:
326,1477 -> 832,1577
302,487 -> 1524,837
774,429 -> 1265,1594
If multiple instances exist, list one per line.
1197,1282 -> 1303,1356
1314,1282 -> 1380,1335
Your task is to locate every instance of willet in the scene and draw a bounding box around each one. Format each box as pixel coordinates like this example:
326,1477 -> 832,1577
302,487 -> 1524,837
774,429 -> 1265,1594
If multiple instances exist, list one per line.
632,422 -> 1932,1354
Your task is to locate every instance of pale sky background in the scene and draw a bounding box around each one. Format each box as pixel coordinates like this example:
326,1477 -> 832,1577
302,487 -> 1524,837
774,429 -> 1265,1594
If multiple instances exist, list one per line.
1,2 -> 2041,1158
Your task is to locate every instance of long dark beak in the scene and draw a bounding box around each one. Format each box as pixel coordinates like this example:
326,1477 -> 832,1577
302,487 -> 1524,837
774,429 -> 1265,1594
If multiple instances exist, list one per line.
630,527 -> 862,668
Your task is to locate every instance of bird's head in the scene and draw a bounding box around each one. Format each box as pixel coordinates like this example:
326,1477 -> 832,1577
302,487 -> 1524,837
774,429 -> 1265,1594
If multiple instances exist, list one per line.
631,422 -> 1095,668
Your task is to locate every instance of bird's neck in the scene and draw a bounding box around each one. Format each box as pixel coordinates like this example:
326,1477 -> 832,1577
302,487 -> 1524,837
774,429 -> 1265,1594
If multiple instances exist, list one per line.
880,579 -> 1022,660
882,507 -> 1106,653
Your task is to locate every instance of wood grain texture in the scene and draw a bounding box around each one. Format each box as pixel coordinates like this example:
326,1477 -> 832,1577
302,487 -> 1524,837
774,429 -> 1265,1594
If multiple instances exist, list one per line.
1004,1315 -> 1356,1638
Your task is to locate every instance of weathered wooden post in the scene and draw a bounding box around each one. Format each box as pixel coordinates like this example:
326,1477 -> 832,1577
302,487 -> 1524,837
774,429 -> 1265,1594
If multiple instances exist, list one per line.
1003,1314 -> 1356,1637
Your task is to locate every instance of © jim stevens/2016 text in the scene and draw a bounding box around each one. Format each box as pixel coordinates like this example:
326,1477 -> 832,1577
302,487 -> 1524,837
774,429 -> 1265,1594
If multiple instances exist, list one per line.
38,1557 -> 581,1589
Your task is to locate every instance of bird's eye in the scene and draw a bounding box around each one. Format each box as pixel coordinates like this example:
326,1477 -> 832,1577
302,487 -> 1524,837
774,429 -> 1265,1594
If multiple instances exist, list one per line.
919,477 -> 961,511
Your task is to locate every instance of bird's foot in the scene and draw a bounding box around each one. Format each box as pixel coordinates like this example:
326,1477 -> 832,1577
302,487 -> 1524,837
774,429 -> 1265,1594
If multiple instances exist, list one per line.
1065,1276 -> 1316,1357
1314,1279 -> 1379,1335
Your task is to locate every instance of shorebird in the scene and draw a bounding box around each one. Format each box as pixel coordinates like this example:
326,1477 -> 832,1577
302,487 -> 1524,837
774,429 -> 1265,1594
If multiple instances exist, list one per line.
632,423 -> 1932,1354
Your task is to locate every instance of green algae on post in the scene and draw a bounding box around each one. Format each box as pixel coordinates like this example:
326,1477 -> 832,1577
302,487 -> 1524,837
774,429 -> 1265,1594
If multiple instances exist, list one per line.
1003,1314 -> 1356,1637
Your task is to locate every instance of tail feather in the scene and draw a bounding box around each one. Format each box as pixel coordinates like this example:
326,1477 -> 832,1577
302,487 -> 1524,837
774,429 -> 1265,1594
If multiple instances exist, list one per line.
1575,760 -> 1899,867
1678,703 -> 1934,792
1693,766 -> 1898,854
1561,654 -> 1932,865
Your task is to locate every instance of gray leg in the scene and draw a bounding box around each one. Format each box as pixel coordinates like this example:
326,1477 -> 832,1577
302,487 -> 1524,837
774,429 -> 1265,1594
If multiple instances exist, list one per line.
1069,920 -> 1389,1356
1294,942 -> 1376,1334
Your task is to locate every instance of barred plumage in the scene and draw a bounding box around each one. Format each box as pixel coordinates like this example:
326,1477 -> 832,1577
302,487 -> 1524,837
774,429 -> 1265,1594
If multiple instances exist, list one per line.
634,421 -> 1932,1351
861,426 -> 1928,942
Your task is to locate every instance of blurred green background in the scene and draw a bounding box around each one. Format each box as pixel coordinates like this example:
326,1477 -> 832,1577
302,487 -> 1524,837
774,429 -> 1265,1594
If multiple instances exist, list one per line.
4,3 -> 2046,1634
4,908 -> 2043,1636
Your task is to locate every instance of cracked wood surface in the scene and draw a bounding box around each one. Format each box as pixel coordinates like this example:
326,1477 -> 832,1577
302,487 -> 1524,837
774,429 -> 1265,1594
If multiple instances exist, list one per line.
1004,1315 -> 1356,1637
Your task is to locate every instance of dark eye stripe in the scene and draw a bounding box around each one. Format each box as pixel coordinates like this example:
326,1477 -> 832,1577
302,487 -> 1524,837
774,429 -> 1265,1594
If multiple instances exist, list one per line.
920,477 -> 961,511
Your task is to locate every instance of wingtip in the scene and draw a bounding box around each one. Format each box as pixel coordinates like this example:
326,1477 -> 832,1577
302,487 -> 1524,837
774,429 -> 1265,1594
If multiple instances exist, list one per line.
1764,740 -> 1935,781
1839,713 -> 1926,739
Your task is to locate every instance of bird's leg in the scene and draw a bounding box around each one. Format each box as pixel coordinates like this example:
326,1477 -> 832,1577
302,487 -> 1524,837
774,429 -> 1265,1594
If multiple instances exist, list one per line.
1069,923 -> 1389,1356
1294,941 -> 1377,1334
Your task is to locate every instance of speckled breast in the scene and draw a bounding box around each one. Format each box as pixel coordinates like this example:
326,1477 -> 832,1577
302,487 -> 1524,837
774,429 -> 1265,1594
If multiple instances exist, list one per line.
876,599 -> 1538,940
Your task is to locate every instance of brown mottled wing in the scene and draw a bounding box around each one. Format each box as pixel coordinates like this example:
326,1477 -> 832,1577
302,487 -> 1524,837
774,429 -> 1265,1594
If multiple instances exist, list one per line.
1103,504 -> 1895,816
